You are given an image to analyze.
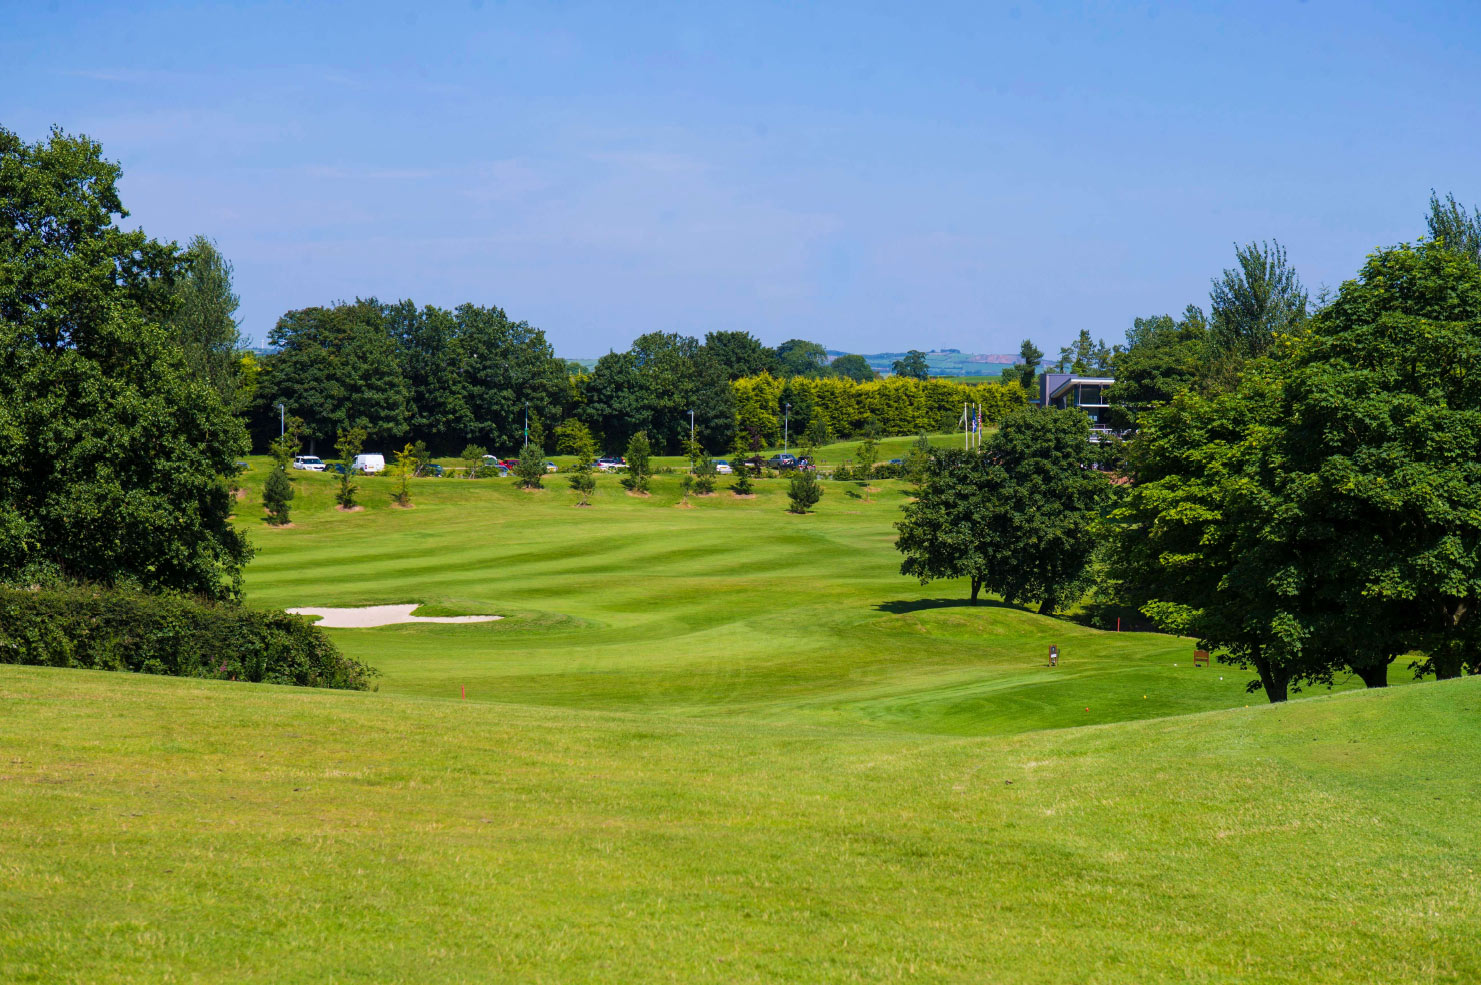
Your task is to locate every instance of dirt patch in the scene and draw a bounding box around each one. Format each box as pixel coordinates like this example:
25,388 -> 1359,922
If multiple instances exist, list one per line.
625,490 -> 652,498
336,505 -> 365,513
731,493 -> 756,499
390,501 -> 415,509
673,501 -> 695,509
234,488 -> 248,501
264,521 -> 297,529
572,502 -> 592,508
517,486 -> 546,493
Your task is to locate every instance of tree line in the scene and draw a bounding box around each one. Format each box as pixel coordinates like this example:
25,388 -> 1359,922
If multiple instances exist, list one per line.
897,192 -> 1481,701
245,308 -> 1028,457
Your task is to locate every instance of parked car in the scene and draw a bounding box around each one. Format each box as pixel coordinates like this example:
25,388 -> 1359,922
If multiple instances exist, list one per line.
594,456 -> 625,471
545,461 -> 558,473
888,458 -> 905,466
420,463 -> 445,477
354,453 -> 386,474
713,459 -> 733,474
326,463 -> 351,475
292,455 -> 326,472
766,453 -> 798,470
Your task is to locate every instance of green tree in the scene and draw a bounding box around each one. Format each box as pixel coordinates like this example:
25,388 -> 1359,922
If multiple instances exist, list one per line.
775,339 -> 830,377
803,416 -> 830,451
267,300 -> 410,453
1106,306 -> 1209,429
553,419 -> 595,457
0,126 -> 251,599
390,443 -> 416,507
891,349 -> 930,380
830,353 -> 875,382
904,432 -> 933,492
460,443 -> 488,480
702,330 -> 778,379
1276,239 -> 1481,684
678,473 -> 694,505
567,426 -> 597,505
514,442 -> 546,489
694,457 -> 717,495
1107,361 -> 1325,702
897,410 -> 1107,612
335,425 -> 366,508
263,466 -> 294,526
166,234 -> 244,407
621,431 -> 652,493
787,469 -> 823,513
1209,240 -> 1307,359
1055,330 -> 1112,373
1007,339 -> 1044,391
1426,190 -> 1481,266
855,435 -> 879,480
732,465 -> 754,496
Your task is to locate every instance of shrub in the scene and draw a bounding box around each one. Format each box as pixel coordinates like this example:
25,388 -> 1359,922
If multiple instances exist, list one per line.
694,457 -> 716,495
515,443 -> 545,489
621,431 -> 652,493
460,444 -> 489,479
0,584 -> 375,690
263,466 -> 294,524
833,463 -> 853,481
732,467 -> 754,496
788,469 -> 823,514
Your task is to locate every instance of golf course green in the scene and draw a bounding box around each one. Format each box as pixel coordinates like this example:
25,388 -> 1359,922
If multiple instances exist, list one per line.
2,462 -> 1473,983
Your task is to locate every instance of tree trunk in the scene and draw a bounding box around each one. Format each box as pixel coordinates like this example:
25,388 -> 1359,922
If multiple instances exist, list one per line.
970,578 -> 981,604
1353,660 -> 1390,688
1432,646 -> 1464,681
1037,597 -> 1056,615
1252,648 -> 1289,703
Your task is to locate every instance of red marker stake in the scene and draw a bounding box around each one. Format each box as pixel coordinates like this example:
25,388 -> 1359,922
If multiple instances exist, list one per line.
461,684 -> 465,700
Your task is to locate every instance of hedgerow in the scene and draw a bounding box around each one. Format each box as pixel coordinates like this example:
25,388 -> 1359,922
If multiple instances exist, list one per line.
0,584 -> 375,690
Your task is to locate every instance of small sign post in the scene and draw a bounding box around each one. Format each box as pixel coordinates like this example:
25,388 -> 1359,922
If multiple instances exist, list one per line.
1049,644 -> 1059,667
1193,649 -> 1209,667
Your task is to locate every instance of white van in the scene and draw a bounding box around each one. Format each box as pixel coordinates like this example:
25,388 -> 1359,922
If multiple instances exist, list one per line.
354,453 -> 386,474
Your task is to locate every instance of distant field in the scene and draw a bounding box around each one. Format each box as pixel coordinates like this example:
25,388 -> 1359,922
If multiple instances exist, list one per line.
3,459 -> 1463,984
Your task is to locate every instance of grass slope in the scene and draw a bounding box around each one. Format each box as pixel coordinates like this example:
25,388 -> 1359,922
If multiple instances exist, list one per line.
235,460 -> 1381,736
1,667 -> 1476,984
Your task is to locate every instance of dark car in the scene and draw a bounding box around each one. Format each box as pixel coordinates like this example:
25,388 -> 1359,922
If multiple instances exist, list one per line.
327,463 -> 351,475
888,458 -> 904,466
766,453 -> 798,470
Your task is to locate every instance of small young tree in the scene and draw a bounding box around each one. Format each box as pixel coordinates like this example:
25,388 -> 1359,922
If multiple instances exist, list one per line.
787,468 -> 823,514
732,462 -> 754,496
855,435 -> 879,480
515,442 -> 546,489
410,440 -> 433,477
460,443 -> 488,479
268,415 -> 304,470
390,442 -> 416,507
804,416 -> 830,452
684,436 -> 703,473
678,473 -> 694,505
566,425 -> 597,508
621,431 -> 652,493
263,466 -> 294,525
904,431 -> 933,493
693,456 -> 717,495
335,425 -> 366,508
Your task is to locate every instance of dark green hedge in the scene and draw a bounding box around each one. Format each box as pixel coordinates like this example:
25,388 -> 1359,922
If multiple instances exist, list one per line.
0,585 -> 376,690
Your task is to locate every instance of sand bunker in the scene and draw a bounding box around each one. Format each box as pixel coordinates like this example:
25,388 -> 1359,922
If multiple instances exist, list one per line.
285,604 -> 502,628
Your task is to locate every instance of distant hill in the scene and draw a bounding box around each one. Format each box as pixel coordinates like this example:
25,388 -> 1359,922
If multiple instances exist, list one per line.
827,349 -> 1020,377
563,349 -> 1023,377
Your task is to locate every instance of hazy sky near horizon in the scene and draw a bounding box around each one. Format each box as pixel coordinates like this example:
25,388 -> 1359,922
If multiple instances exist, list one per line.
5,1 -> 1480,355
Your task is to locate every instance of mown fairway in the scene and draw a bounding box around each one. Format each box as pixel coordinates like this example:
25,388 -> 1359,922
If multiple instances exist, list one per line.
236,460 -> 1329,734
3,461 -> 1464,985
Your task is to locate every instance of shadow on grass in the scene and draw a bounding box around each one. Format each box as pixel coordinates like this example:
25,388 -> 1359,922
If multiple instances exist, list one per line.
874,597 -> 1024,615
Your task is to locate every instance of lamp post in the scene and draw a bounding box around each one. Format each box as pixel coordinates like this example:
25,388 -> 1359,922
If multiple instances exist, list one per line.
524,401 -> 529,448
689,409 -> 695,449
276,403 -> 285,438
784,403 -> 791,454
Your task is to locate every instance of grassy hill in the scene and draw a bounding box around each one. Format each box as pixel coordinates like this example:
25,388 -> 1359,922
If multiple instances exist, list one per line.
2,667 -> 1476,983
4,462 -> 1467,982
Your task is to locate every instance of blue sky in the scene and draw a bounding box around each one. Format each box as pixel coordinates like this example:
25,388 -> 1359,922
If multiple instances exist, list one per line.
5,1 -> 1480,356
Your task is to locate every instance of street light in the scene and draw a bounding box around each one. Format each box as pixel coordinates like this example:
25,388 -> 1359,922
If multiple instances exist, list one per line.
524,401 -> 529,448
276,402 -> 285,438
689,409 -> 695,448
784,403 -> 791,454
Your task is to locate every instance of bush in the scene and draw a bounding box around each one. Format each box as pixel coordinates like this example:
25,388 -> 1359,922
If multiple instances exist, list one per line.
732,468 -> 754,496
515,443 -> 546,489
0,584 -> 376,690
263,466 -> 294,524
788,469 -> 824,514
832,463 -> 853,481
